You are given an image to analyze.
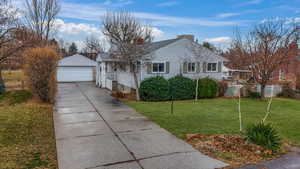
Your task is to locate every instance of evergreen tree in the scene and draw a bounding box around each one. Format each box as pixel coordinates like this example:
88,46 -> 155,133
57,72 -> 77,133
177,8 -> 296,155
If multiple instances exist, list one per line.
68,42 -> 78,55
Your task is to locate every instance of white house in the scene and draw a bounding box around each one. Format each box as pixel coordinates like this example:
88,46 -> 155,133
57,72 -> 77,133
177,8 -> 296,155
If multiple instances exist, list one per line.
57,54 -> 97,82
96,35 -> 228,93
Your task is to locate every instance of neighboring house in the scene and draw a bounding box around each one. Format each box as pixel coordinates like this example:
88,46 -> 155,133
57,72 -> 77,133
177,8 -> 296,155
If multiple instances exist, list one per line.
267,49 -> 300,89
96,35 -> 227,93
57,54 -> 97,82
222,66 -> 252,81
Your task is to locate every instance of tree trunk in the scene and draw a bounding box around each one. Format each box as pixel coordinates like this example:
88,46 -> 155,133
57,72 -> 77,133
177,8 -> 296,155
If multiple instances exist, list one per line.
132,70 -> 140,101
261,84 -> 266,98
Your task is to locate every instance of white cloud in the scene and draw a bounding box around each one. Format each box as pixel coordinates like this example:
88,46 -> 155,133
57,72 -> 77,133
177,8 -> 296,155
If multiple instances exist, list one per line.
261,17 -> 300,24
55,19 -> 102,35
100,0 -> 134,7
54,19 -> 104,50
150,27 -> 165,38
217,13 -> 240,18
54,19 -> 165,50
203,37 -> 232,50
59,1 -> 245,27
237,0 -> 263,7
204,37 -> 232,44
157,1 -> 179,7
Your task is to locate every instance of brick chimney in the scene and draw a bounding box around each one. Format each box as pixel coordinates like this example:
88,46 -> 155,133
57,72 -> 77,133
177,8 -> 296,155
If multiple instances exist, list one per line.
177,34 -> 195,41
136,38 -> 145,45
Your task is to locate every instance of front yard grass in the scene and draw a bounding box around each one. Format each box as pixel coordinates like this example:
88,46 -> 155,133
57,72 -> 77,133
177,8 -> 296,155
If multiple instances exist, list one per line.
0,91 -> 57,169
127,98 -> 300,145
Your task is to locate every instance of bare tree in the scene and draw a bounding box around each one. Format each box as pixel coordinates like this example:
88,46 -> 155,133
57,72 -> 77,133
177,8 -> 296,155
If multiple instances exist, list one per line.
81,36 -> 106,60
84,36 -> 105,55
228,20 -> 299,98
0,0 -> 22,85
24,0 -> 60,41
0,0 -> 43,87
102,11 -> 153,101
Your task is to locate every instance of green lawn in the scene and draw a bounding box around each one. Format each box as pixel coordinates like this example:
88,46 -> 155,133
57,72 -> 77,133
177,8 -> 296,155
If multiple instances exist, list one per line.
127,98 -> 300,145
0,91 -> 57,169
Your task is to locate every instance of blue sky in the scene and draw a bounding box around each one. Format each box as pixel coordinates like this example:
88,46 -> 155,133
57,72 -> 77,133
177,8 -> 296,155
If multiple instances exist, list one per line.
16,0 -> 300,49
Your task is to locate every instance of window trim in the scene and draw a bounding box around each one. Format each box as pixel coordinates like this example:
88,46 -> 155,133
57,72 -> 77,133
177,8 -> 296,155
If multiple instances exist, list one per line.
187,62 -> 196,73
206,62 -> 218,73
152,61 -> 166,74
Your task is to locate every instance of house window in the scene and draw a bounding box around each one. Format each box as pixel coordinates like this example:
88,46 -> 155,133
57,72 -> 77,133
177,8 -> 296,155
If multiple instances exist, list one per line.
187,63 -> 196,73
207,63 -> 217,72
152,62 -> 165,73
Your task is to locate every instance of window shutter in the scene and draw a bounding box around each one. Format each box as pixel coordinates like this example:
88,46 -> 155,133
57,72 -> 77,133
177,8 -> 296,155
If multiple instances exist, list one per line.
196,62 -> 201,73
218,62 -> 222,73
183,62 -> 187,73
147,63 -> 152,74
166,62 -> 170,74
203,62 -> 207,73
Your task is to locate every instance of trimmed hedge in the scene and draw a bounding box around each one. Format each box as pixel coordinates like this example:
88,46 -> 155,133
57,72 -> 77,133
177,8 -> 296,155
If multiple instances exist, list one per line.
197,78 -> 218,98
169,76 -> 195,100
139,76 -> 219,101
139,77 -> 170,101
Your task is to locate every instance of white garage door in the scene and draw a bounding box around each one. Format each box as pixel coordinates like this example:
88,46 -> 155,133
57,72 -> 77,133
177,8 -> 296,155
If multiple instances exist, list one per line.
57,67 -> 94,82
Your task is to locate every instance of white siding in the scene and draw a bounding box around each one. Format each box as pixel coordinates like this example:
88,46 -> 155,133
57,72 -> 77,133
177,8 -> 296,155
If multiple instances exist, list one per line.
116,71 -> 136,89
96,38 -> 225,90
141,39 -> 224,82
106,79 -> 113,90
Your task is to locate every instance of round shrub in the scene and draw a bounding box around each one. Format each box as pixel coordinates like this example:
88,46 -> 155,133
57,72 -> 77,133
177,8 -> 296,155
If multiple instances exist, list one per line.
249,91 -> 261,99
139,77 -> 170,101
197,78 -> 218,98
168,76 -> 195,100
218,81 -> 228,97
246,123 -> 281,152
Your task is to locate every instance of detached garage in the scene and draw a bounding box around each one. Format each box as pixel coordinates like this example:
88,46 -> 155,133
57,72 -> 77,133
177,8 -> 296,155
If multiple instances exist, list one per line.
57,54 -> 97,82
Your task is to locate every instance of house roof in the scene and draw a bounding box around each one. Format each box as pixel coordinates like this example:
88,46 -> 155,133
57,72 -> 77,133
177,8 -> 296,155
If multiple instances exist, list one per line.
142,38 -> 180,54
97,37 -> 227,62
58,54 -> 97,67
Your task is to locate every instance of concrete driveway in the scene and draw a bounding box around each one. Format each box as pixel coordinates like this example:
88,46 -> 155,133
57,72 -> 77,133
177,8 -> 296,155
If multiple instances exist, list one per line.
54,82 -> 227,169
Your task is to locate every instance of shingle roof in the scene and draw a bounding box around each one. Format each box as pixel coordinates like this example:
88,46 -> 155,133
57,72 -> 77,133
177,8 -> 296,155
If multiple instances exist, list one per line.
58,54 -> 97,67
142,38 -> 180,54
97,37 -> 227,62
98,38 -> 180,61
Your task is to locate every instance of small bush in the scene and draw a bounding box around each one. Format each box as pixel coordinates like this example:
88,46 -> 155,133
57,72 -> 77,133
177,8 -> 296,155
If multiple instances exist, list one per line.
24,48 -> 60,103
249,92 -> 261,99
0,90 -> 32,105
278,89 -> 295,98
168,76 -> 195,100
218,81 -> 228,97
139,77 -> 170,101
197,78 -> 218,98
246,123 -> 281,151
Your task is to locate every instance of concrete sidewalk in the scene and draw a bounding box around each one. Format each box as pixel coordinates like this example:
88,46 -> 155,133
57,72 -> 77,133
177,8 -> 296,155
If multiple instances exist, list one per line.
54,82 -> 227,169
